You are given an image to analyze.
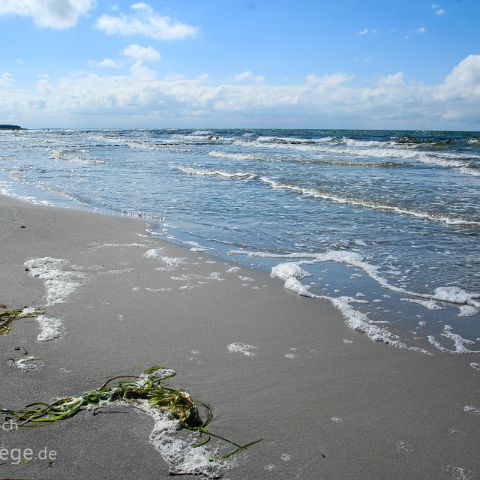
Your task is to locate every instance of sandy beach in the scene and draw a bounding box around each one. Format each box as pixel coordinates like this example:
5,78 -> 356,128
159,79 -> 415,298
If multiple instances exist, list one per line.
0,193 -> 479,479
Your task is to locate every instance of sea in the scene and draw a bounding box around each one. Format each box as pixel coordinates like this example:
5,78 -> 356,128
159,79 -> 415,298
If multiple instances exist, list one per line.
0,128 -> 479,354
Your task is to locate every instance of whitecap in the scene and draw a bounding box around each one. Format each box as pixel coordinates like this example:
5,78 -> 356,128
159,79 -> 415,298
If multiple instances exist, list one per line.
258,177 -> 480,227
178,165 -> 256,181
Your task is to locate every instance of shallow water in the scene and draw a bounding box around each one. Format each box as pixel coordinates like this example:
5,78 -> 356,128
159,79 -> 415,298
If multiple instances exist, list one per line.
1,128 -> 479,352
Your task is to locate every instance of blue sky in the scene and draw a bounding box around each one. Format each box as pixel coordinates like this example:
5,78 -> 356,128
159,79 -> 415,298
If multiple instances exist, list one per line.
0,0 -> 479,129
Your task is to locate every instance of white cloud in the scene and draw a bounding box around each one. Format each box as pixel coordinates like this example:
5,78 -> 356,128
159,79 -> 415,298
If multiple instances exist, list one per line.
432,3 -> 445,16
131,3 -> 150,11
0,0 -> 95,29
122,44 -> 161,62
439,54 -> 480,98
2,55 -> 480,129
95,2 -> 197,40
305,73 -> 351,86
357,28 -> 375,36
0,72 -> 14,88
415,26 -> 427,34
233,71 -> 265,83
90,58 -> 121,68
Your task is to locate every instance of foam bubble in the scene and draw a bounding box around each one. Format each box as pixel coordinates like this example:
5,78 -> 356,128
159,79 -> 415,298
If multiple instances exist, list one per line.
24,257 -> 85,306
329,296 -> 405,346
458,305 -> 478,317
271,262 -> 309,281
178,165 -> 256,181
268,260 -> 431,353
433,287 -> 480,308
396,441 -> 414,454
226,266 -> 240,273
146,253 -> 184,271
14,356 -> 42,371
208,151 -> 262,161
234,248 -> 480,309
183,240 -> 211,252
401,298 -> 445,310
445,465 -> 472,480
227,342 -> 257,357
21,306 -> 40,316
271,262 -> 312,297
209,272 -> 224,281
99,267 -> 135,275
427,325 -> 480,353
144,248 -> 164,259
0,186 -> 52,206
130,400 -> 228,478
36,315 -> 63,341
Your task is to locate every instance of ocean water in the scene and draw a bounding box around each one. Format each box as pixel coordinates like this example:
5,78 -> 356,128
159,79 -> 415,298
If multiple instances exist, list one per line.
0,128 -> 479,353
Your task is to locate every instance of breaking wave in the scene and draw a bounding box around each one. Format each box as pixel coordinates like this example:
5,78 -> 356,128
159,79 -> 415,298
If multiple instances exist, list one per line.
49,148 -> 104,165
209,150 -> 403,168
259,177 -> 480,226
231,248 -> 480,309
178,165 -> 256,180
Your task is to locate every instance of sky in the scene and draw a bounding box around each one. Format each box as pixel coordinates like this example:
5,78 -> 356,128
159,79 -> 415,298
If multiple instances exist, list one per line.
0,0 -> 479,130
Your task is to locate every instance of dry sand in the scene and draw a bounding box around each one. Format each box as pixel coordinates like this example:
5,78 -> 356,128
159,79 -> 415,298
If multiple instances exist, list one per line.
0,194 -> 479,479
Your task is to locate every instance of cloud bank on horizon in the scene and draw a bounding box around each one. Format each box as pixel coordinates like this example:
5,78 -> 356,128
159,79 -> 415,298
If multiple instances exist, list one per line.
0,0 -> 479,130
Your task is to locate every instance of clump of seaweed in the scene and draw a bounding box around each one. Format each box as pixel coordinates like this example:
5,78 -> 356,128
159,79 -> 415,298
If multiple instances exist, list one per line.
1,367 -> 260,477
0,306 -> 43,336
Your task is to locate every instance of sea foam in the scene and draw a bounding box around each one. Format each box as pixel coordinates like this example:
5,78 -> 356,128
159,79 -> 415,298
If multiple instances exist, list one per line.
233,248 -> 480,309
178,165 -> 256,181
269,260 -> 430,351
143,401 -> 228,478
24,257 -> 85,306
227,342 -> 258,357
427,325 -> 480,354
36,315 -> 63,342
259,177 -> 480,226
14,356 -> 43,371
270,262 -> 313,297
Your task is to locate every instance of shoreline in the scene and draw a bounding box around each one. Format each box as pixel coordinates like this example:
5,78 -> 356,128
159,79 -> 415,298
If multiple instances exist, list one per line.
1,127 -> 479,353
0,194 -> 479,479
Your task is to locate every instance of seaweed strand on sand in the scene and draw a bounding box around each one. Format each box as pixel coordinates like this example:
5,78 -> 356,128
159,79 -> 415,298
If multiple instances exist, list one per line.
0,306 -> 43,336
1,366 -> 261,477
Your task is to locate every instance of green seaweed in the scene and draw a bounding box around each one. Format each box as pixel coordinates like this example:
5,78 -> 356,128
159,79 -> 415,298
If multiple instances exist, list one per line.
1,367 -> 261,465
0,307 -> 43,336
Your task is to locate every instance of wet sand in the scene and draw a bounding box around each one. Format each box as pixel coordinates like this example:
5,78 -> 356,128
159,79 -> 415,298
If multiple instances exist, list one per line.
0,194 -> 479,479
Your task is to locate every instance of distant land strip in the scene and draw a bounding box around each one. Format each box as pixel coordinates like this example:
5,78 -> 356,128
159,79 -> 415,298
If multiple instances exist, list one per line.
0,124 -> 23,130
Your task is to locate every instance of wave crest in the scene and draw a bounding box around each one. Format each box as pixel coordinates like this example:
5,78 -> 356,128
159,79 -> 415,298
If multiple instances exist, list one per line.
259,177 -> 480,226
178,165 -> 256,180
